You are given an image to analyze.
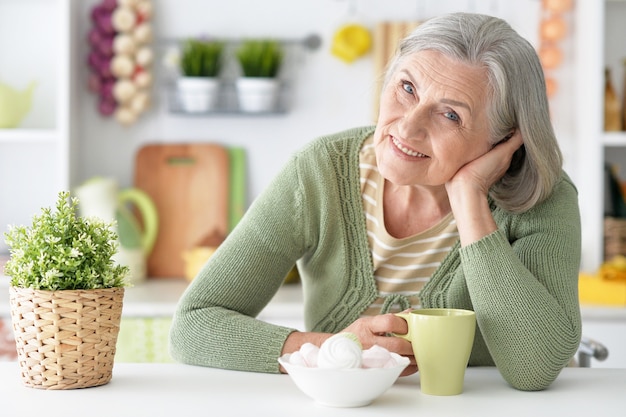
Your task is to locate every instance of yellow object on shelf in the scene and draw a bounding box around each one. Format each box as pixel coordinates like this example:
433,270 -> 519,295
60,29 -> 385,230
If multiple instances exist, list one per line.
182,246 -> 217,281
331,23 -> 372,63
0,80 -> 36,128
579,272 -> 626,306
599,255 -> 626,282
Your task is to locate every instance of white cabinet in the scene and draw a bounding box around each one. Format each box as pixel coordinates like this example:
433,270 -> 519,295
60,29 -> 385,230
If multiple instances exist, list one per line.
576,0 -> 626,272
0,0 -> 75,254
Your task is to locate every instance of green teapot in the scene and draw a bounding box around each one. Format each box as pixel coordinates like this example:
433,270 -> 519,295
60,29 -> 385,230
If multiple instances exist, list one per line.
74,177 -> 158,284
0,80 -> 36,128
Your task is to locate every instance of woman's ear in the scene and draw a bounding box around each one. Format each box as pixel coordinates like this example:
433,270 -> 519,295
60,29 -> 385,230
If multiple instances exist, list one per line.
501,130 -> 515,143
493,130 -> 515,147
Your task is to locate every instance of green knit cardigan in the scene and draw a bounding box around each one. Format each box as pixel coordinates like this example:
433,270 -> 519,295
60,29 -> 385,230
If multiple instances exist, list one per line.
169,126 -> 582,391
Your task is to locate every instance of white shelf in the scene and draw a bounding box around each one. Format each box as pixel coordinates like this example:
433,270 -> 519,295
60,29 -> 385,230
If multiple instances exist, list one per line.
603,132 -> 626,146
0,129 -> 59,143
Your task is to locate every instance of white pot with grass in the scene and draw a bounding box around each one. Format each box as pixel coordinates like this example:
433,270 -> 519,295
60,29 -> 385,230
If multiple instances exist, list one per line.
177,77 -> 220,112
176,38 -> 224,112
236,39 -> 283,113
235,77 -> 280,112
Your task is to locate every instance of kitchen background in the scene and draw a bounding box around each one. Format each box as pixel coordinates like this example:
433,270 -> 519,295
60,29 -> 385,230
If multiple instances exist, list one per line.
2,0 -> 626,367
74,0 -> 568,203
0,0 -> 577,253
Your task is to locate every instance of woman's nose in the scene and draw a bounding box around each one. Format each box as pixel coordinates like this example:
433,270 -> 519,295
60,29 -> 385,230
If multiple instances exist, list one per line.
398,104 -> 427,139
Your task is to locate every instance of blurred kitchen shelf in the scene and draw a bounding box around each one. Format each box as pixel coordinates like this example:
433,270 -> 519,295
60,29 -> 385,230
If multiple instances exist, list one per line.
0,128 -> 59,143
160,34 -> 320,116
0,0 -> 74,256
166,82 -> 290,116
576,0 -> 626,271
603,132 -> 626,146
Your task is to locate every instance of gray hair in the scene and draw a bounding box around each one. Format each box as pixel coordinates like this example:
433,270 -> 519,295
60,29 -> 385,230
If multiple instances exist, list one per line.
385,12 -> 563,213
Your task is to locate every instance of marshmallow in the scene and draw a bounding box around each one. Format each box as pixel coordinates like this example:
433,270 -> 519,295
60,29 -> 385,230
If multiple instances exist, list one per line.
362,345 -> 397,368
288,351 -> 308,367
286,333 -> 402,370
317,333 -> 363,369
298,343 -> 320,367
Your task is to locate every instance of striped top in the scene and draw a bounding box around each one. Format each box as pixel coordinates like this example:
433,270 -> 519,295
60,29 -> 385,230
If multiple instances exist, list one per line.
359,135 -> 459,316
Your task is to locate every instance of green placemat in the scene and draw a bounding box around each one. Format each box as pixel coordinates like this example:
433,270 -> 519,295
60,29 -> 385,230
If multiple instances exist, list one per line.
115,318 -> 174,363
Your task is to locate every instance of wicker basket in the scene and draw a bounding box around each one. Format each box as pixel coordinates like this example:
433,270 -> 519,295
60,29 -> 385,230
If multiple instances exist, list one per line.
604,217 -> 626,261
9,286 -> 124,390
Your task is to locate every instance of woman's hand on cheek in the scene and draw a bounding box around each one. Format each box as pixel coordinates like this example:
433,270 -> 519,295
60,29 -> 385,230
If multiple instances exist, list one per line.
446,130 -> 524,196
342,314 -> 418,376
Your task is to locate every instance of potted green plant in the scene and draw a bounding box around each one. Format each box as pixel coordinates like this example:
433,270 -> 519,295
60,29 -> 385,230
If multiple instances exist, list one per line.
235,39 -> 284,112
4,191 -> 129,390
176,38 -> 225,112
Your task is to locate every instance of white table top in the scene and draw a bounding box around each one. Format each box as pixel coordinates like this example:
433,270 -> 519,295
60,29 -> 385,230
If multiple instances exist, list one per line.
0,363 -> 623,416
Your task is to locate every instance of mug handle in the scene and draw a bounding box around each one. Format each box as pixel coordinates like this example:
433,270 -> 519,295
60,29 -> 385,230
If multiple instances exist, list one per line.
118,188 -> 159,255
392,312 -> 412,341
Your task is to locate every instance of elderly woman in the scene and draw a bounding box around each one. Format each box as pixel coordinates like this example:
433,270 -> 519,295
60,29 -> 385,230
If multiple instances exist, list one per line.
169,12 -> 581,391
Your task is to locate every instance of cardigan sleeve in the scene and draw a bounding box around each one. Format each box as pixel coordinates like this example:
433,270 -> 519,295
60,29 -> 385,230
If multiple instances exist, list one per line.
460,176 -> 582,391
169,153 -> 308,373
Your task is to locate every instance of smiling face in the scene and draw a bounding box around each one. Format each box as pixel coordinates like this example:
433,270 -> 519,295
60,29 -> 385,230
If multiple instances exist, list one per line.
374,50 -> 494,187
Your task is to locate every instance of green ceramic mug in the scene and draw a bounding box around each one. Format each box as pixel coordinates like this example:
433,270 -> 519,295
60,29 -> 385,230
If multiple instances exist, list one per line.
395,308 -> 476,396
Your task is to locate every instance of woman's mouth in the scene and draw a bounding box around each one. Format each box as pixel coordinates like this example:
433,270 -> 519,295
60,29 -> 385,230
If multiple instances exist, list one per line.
391,137 -> 428,158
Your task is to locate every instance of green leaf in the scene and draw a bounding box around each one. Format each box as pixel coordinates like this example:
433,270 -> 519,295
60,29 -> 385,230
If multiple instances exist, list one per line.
236,40 -> 284,78
180,38 -> 225,77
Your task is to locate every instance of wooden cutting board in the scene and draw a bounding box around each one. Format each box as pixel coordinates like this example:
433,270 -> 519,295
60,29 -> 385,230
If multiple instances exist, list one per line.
134,143 -> 230,278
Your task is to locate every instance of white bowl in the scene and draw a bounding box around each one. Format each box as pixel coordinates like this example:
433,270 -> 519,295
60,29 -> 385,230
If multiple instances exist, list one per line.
278,353 -> 410,407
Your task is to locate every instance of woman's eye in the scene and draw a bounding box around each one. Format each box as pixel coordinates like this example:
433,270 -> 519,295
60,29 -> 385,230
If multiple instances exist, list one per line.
401,81 -> 414,95
444,111 -> 460,123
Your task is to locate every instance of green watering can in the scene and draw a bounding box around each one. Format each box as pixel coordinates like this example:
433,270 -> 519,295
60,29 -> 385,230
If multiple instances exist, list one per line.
0,80 -> 36,128
74,177 -> 158,284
